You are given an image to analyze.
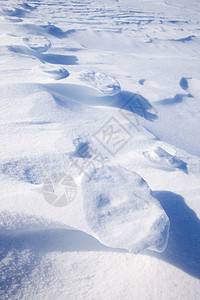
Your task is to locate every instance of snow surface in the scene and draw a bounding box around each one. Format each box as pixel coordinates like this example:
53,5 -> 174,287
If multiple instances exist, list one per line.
82,165 -> 169,253
0,0 -> 200,299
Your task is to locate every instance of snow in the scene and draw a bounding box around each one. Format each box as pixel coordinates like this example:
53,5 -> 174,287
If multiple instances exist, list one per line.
79,70 -> 121,95
82,165 -> 169,253
36,64 -> 70,80
23,35 -> 52,52
0,0 -> 200,298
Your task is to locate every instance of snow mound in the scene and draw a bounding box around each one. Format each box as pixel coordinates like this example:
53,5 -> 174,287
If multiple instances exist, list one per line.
23,36 -> 51,52
79,70 -> 121,96
82,165 -> 169,253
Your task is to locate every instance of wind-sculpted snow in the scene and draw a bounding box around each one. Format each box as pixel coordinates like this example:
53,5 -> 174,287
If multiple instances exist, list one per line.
0,0 -> 200,298
82,165 -> 169,253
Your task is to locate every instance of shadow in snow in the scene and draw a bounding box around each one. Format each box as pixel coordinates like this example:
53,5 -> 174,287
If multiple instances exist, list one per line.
8,45 -> 78,65
0,213 -> 125,297
39,25 -> 76,39
18,3 -> 36,11
146,191 -> 200,279
0,228 -> 125,256
1,8 -> 27,18
139,79 -> 145,85
179,77 -> 189,91
179,77 -> 193,97
169,35 -> 195,42
157,93 -> 193,105
44,83 -> 157,121
62,47 -> 85,52
1,2 -> 36,18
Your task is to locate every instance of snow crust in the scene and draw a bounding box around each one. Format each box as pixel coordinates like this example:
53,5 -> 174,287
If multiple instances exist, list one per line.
82,165 -> 169,253
0,0 -> 200,298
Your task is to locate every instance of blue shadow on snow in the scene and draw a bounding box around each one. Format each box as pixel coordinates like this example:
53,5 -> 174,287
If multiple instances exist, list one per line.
146,191 -> 200,279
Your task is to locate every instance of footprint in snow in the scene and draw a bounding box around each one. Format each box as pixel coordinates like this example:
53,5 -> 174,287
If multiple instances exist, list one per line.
37,64 -> 70,80
143,146 -> 188,173
23,36 -> 51,53
82,165 -> 169,254
79,70 -> 121,96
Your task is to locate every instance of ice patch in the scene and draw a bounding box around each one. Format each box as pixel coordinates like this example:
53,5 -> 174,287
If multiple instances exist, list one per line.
79,70 -> 121,96
82,165 -> 169,253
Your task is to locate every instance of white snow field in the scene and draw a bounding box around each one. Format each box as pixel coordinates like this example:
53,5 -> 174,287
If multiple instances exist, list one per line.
0,0 -> 200,298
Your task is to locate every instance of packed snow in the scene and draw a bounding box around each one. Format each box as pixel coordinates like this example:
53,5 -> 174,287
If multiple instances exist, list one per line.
82,165 -> 169,253
0,0 -> 200,299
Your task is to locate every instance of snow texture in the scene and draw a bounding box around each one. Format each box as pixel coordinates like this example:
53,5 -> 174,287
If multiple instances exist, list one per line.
0,0 -> 200,298
82,165 -> 169,253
